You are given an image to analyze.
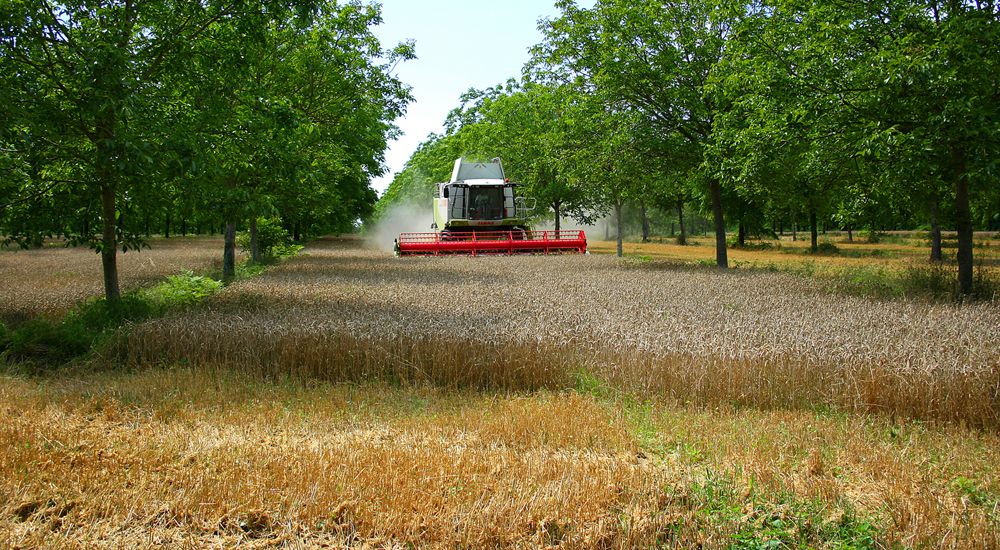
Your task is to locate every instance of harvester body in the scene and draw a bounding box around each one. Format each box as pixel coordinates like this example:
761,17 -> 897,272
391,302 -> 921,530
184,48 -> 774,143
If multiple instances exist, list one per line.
395,158 -> 587,256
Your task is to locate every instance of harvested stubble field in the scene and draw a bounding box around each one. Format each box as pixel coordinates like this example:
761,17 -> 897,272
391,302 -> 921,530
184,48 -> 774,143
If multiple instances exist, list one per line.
3,236 -> 1000,548
0,237 -> 227,324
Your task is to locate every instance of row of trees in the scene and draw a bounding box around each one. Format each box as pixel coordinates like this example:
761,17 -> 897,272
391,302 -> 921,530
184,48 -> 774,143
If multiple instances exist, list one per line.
1,0 -> 411,298
377,0 -> 999,295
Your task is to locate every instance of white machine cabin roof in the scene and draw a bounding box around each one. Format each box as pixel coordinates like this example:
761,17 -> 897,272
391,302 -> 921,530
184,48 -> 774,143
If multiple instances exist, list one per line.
450,158 -> 505,183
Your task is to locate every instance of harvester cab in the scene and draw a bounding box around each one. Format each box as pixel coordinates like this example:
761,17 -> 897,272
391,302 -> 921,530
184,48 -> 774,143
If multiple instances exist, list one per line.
395,158 -> 587,256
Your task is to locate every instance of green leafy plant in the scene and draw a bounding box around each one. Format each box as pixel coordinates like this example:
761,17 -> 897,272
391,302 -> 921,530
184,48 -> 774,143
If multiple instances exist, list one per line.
143,271 -> 223,307
271,242 -> 304,259
237,217 -> 292,261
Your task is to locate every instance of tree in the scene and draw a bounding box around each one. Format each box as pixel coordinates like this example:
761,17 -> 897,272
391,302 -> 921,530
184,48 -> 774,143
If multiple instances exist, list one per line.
535,0 -> 736,267
373,132 -> 466,224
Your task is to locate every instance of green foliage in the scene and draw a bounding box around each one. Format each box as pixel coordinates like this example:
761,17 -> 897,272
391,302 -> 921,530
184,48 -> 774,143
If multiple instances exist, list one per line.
454,82 -> 600,226
729,239 -> 776,251
143,271 -> 223,308
951,477 -> 998,510
271,243 -> 304,259
1,296 -> 153,368
236,261 -> 269,280
237,218 -> 292,260
863,231 -> 883,244
681,476 -> 879,549
573,368 -> 615,400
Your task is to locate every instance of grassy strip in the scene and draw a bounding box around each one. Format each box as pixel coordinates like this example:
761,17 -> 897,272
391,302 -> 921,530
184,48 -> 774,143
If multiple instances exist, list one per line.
683,255 -> 999,301
0,247 -> 302,371
0,271 -> 223,370
737,259 -> 998,302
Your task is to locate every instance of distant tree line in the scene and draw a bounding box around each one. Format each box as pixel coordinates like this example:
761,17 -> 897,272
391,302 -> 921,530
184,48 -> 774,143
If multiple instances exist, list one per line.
376,0 -> 999,295
1,0 -> 412,298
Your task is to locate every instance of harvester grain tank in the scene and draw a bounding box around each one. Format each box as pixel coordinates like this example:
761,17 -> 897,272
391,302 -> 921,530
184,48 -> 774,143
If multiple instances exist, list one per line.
394,158 -> 587,256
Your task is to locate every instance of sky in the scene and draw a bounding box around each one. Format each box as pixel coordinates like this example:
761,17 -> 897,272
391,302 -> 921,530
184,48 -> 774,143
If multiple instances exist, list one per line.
370,0 -> 592,196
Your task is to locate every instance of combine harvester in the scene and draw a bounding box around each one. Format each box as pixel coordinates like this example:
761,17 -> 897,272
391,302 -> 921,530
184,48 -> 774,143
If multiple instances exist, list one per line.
395,158 -> 587,256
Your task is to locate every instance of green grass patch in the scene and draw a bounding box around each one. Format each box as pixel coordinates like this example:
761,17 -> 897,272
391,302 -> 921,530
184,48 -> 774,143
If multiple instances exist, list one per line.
622,253 -> 654,264
680,475 -> 880,549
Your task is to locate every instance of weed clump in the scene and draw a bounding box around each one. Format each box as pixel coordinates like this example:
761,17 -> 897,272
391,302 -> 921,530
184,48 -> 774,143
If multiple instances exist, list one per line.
237,217 -> 303,261
145,271 -> 223,307
811,241 -> 840,255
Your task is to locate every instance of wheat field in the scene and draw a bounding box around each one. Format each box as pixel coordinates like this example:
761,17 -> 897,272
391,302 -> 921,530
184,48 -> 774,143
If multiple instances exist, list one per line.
3,236 -> 1000,547
123,237 -> 1000,425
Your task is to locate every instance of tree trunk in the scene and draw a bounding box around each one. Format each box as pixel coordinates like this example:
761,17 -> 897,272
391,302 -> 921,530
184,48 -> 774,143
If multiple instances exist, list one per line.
930,198 -> 943,262
779,220 -> 784,236
100,183 -> 121,302
809,207 -> 818,252
737,220 -> 746,248
223,221 -> 237,283
954,150 -> 973,295
249,217 -> 261,263
676,199 -> 687,245
709,178 -> 728,268
181,218 -> 187,236
792,219 -> 797,242
847,226 -> 854,242
552,201 -> 561,233
640,202 -> 650,243
164,212 -> 171,238
293,222 -> 301,242
615,201 -> 624,257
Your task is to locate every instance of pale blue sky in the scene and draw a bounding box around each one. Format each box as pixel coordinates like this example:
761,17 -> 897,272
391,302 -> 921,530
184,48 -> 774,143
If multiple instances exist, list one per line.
371,0 -> 593,194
